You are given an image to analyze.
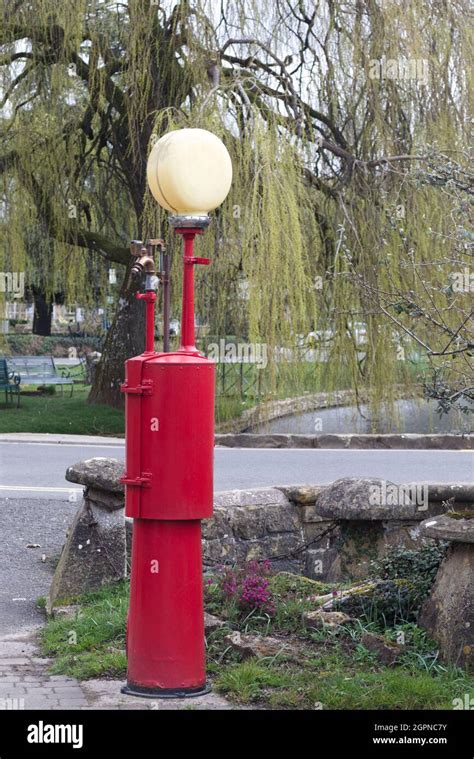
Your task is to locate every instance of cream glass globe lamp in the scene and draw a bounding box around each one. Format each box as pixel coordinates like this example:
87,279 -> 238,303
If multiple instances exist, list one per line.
147,128 -> 232,228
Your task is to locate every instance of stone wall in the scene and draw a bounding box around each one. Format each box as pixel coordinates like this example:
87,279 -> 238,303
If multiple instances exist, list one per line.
48,458 -> 127,611
50,457 -> 474,608
202,488 -> 307,572
198,481 -> 474,581
215,433 -> 473,449
124,479 -> 473,581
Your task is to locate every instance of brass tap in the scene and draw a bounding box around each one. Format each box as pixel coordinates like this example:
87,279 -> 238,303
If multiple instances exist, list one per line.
128,239 -> 166,287
130,254 -> 156,278
130,241 -> 156,279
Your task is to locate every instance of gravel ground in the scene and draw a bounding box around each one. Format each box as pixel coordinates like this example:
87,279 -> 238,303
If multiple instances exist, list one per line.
0,497 -> 77,635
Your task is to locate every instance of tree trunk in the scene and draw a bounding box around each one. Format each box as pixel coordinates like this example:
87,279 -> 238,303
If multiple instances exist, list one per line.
32,287 -> 53,336
88,267 -> 145,408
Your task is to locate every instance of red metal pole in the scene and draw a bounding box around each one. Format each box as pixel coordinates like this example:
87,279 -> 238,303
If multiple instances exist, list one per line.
178,230 -> 199,352
136,291 -> 156,353
182,232 -> 195,351
162,252 -> 171,352
174,228 -> 209,352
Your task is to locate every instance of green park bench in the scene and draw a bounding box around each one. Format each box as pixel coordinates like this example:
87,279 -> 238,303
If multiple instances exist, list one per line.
6,356 -> 74,397
0,358 -> 21,407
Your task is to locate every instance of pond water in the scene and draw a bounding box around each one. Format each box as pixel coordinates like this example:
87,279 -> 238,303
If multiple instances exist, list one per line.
252,399 -> 473,435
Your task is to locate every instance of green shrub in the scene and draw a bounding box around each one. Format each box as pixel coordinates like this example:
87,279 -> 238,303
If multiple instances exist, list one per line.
6,334 -> 103,356
37,385 -> 56,395
341,544 -> 447,628
371,543 -> 447,598
336,541 -> 446,628
333,579 -> 428,627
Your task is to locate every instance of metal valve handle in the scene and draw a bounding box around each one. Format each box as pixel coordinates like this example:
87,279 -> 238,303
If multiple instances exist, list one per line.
130,238 -> 167,353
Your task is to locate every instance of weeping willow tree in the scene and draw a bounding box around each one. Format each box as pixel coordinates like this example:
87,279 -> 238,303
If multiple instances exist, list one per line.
0,0 -> 471,420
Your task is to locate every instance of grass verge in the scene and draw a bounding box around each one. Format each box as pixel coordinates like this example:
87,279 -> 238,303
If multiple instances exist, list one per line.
0,385 -> 125,436
40,582 -> 128,679
40,572 -> 473,709
0,382 -> 250,435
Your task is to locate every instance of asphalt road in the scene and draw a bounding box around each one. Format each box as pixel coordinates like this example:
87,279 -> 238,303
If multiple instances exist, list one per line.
0,438 -> 472,635
0,439 -> 473,499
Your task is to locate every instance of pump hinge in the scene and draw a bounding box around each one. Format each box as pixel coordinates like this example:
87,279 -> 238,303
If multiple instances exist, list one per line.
120,380 -> 153,396
120,472 -> 152,488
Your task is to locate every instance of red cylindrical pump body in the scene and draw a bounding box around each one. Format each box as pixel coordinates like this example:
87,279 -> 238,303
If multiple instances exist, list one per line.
123,352 -> 214,521
121,349 -> 215,697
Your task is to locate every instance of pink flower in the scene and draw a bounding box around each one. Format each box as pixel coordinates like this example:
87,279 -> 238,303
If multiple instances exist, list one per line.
215,560 -> 275,615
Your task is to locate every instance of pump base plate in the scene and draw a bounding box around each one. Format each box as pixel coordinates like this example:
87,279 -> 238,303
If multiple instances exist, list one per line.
121,682 -> 212,699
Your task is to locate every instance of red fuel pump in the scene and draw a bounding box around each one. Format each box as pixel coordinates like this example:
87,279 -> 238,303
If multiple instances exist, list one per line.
121,224 -> 214,698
